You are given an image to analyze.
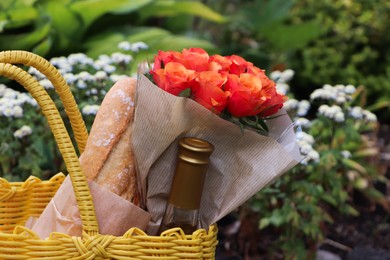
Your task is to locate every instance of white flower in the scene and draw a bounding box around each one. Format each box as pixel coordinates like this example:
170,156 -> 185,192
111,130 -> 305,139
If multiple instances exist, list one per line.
111,52 -> 133,64
4,89 -> 17,99
90,88 -> 98,95
362,110 -> 377,122
296,117 -> 311,128
297,100 -> 310,116
344,84 -> 356,94
270,71 -> 282,81
280,69 -> 295,82
349,106 -> 363,119
118,41 -> 131,51
67,53 -> 93,66
28,67 -> 45,80
307,150 -> 320,162
130,41 -> 149,52
64,73 -> 77,84
296,131 -> 319,165
13,125 -> 32,139
335,95 -> 347,104
276,82 -> 289,95
94,71 -> 108,81
76,80 -> 87,89
110,74 -> 127,82
39,79 -> 54,90
13,106 -> 23,118
318,104 -> 344,122
2,107 -> 14,117
0,84 -> 6,96
284,99 -> 299,111
341,150 -> 352,159
50,56 -> 73,72
77,71 -> 94,82
334,111 -> 345,122
82,104 -> 100,115
296,131 -> 315,144
103,64 -> 116,74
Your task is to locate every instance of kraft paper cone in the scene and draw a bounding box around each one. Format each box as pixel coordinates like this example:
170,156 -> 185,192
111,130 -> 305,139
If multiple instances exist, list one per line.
132,75 -> 301,235
26,176 -> 150,239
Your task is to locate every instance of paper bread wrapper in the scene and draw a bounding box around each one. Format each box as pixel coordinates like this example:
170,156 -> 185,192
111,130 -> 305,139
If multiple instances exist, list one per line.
26,176 -> 150,239
133,75 -> 301,235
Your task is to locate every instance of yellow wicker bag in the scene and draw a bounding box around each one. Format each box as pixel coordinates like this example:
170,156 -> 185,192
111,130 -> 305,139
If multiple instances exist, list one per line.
0,50 -> 218,259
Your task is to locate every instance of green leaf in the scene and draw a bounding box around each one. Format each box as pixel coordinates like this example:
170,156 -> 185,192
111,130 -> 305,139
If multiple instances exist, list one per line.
259,218 -> 270,229
70,0 -> 152,29
342,158 -> 368,174
0,18 -> 51,50
32,36 -> 53,56
243,0 -> 293,29
261,20 -> 324,50
0,5 -> 38,31
139,0 -> 227,23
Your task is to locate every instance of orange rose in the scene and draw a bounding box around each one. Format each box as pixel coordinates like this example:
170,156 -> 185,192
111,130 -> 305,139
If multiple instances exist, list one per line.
209,54 -> 232,72
151,62 -> 195,96
173,48 -> 210,72
225,74 -> 265,117
191,71 -> 230,114
153,50 -> 182,70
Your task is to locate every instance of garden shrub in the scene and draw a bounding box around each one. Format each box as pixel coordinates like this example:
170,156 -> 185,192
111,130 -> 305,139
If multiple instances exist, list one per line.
248,70 -> 388,258
287,0 -> 390,120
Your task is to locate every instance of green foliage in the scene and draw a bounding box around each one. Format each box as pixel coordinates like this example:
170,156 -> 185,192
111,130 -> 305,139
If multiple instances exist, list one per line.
196,0 -> 324,69
0,0 -> 224,58
248,72 -> 388,257
287,0 -> 390,119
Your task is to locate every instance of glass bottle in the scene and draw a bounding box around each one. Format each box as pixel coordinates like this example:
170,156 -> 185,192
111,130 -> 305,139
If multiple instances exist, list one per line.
158,137 -> 214,234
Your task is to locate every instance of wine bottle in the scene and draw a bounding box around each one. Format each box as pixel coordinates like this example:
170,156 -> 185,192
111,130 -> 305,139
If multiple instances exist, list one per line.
159,137 -> 214,234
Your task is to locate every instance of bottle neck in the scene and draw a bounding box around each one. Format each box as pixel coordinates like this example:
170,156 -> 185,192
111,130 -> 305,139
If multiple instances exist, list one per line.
168,137 -> 214,210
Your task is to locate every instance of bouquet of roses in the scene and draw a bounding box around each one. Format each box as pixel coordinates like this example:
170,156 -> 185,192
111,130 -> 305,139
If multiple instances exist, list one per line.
149,48 -> 286,133
133,48 -> 301,234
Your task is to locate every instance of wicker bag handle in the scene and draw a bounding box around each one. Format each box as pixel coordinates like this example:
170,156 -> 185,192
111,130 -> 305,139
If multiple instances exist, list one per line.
0,50 -> 89,154
0,51 -> 99,236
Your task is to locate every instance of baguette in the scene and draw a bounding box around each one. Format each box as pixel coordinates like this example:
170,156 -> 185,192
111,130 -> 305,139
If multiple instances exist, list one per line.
79,77 -> 139,204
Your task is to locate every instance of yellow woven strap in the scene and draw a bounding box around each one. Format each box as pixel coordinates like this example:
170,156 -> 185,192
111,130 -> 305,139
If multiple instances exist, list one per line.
0,50 -> 88,154
0,62 -> 99,236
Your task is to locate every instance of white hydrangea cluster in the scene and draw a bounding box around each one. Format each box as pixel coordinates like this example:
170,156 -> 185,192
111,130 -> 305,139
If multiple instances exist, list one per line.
318,104 -> 345,122
310,84 -> 356,104
0,84 -> 37,118
284,98 -> 311,117
270,69 -> 295,95
13,125 -> 32,139
118,41 -> 149,52
296,131 -> 320,165
82,104 -> 100,115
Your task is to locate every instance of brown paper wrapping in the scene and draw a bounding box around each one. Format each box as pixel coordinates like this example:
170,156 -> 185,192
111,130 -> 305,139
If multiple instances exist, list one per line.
26,176 -> 150,239
133,75 -> 301,235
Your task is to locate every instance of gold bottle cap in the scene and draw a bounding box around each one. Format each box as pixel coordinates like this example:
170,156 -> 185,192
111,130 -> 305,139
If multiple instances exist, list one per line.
168,137 -> 214,210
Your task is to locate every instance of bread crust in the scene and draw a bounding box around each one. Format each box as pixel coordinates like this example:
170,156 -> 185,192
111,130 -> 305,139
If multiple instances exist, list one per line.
79,77 -> 138,203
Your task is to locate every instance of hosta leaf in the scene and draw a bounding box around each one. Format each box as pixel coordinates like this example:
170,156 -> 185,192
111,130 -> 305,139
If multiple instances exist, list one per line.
0,19 -> 51,50
70,0 -> 152,29
42,1 -> 83,47
138,0 -> 226,23
32,36 -> 53,56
